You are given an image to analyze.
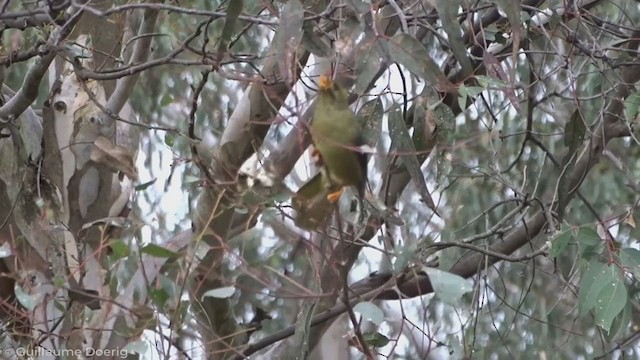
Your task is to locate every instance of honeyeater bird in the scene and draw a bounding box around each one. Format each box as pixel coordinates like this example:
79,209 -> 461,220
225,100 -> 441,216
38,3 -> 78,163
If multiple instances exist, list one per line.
310,75 -> 367,202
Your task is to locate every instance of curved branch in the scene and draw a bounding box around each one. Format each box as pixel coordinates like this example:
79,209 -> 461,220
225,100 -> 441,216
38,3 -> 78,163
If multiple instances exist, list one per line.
0,5 -> 83,120
104,5 -> 159,117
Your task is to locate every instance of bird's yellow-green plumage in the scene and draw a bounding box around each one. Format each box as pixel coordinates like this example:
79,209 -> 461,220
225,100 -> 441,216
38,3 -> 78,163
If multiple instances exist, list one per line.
311,75 -> 367,198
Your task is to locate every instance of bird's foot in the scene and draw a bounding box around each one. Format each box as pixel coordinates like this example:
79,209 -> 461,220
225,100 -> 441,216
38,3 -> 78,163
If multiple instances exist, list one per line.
327,187 -> 344,203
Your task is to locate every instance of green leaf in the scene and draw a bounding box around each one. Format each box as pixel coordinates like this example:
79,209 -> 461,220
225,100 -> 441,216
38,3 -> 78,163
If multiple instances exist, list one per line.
388,106 -> 438,213
549,227 -> 572,258
184,175 -> 201,184
386,33 -> 453,91
109,239 -> 131,260
576,226 -> 600,246
158,274 -> 179,300
424,267 -> 472,305
140,244 -> 179,258
491,0 -> 522,45
234,206 -> 248,214
135,179 -> 156,191
579,241 -> 605,262
53,276 -> 65,287
457,87 -> 467,111
457,84 -> 483,111
14,285 -> 37,310
578,261 -> 612,315
149,287 -> 169,309
357,98 -> 383,146
475,74 -> 509,89
338,14 -> 362,51
432,99 -> 456,184
123,340 -> 148,355
301,21 -> 331,57
620,248 -> 640,268
345,0 -> 369,13
202,286 -> 236,299
362,332 -> 390,347
434,0 -> 473,75
564,110 -> 586,149
54,299 -> 65,312
481,51 -> 520,111
411,89 -> 442,154
354,301 -> 385,326
271,0 -> 304,78
484,25 -> 507,45
355,38 -> 382,96
488,0 -> 521,106
594,276 -> 627,333
619,248 -> 640,279
606,301 -> 631,341
240,0 -> 262,14
217,0 -> 243,54
164,133 -> 175,147
393,243 -> 416,273
464,85 -> 483,98
558,110 -> 586,220
576,226 -> 603,260
624,92 -> 640,122
160,94 -> 172,106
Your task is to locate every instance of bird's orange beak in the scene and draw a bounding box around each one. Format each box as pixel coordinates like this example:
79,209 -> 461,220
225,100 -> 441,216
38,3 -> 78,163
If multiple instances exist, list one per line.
318,75 -> 332,90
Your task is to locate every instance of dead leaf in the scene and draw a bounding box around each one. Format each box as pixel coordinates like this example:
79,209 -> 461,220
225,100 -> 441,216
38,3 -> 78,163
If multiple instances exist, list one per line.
625,211 -> 636,228
90,136 -> 138,180
483,51 -> 520,112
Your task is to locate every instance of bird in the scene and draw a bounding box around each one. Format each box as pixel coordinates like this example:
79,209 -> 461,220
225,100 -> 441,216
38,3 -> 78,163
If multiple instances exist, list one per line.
310,75 -> 367,203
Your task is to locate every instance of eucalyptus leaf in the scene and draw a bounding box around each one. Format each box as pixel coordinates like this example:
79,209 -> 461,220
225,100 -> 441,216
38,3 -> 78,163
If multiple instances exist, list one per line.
578,261 -> 613,315
140,244 -> 179,258
109,239 -> 131,260
15,285 -> 37,310
435,0 -> 473,75
388,106 -> 439,214
301,21 -> 332,56
549,227 -> 572,258
576,226 -> 600,247
624,92 -> 640,121
386,33 -> 453,91
216,0 -> 243,55
363,332 -> 390,347
354,301 -> 385,326
202,286 -> 236,299
564,110 -> 586,149
424,267 -> 472,305
619,248 -> 640,279
357,98 -> 383,145
606,301 -> 631,341
123,340 -> 148,355
355,39 -> 382,96
271,0 -> 304,81
594,276 -> 627,333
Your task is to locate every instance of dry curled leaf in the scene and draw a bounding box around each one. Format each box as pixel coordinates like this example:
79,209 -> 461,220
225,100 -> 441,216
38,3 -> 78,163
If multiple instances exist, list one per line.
90,136 -> 138,180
